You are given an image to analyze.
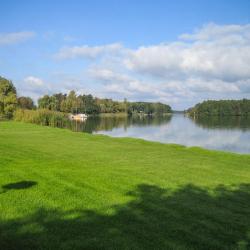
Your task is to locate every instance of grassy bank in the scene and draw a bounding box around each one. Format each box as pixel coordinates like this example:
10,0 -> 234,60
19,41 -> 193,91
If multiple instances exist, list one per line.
0,121 -> 250,249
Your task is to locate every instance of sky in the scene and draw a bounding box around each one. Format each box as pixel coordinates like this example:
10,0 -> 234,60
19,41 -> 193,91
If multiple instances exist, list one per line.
0,0 -> 250,110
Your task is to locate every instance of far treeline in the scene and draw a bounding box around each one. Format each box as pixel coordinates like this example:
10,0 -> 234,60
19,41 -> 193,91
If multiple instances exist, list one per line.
37,91 -> 172,115
187,99 -> 250,116
0,76 -> 172,118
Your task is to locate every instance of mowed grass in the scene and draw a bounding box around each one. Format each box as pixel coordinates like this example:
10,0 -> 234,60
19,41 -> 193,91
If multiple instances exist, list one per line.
0,121 -> 250,250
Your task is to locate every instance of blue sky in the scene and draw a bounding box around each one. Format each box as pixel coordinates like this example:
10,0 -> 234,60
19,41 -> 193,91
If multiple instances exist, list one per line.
0,0 -> 250,109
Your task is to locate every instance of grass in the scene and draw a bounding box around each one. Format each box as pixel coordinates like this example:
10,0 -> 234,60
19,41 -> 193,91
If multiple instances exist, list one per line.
0,121 -> 250,250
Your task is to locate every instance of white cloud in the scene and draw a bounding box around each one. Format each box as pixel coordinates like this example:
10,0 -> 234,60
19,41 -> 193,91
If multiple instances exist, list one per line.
185,78 -> 241,93
73,23 -> 250,108
89,68 -> 131,83
24,76 -> 44,87
18,74 -> 94,102
55,43 -> 123,60
0,31 -> 35,45
108,23 -> 250,108
180,23 -> 250,42
125,24 -> 250,82
19,23 -> 250,109
89,67 -> 180,103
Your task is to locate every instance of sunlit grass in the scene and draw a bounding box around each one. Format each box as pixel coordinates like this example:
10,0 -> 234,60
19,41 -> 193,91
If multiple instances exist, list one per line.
0,121 -> 250,249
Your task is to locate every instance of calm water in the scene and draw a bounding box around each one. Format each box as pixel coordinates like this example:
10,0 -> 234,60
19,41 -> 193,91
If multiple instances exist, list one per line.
69,114 -> 250,154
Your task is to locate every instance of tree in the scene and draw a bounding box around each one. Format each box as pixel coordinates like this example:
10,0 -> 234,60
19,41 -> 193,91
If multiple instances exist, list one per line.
78,94 -> 100,114
0,76 -> 17,118
65,90 -> 78,113
53,93 -> 67,111
187,99 -> 250,116
38,95 -> 51,109
17,96 -> 35,110
36,91 -> 171,115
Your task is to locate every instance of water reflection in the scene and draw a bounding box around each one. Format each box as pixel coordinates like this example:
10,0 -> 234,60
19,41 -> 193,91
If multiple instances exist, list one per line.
75,114 -> 249,154
67,115 -> 172,133
190,115 -> 250,131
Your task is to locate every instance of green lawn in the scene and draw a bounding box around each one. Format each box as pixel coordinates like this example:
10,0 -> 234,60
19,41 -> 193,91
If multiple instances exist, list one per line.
0,121 -> 250,250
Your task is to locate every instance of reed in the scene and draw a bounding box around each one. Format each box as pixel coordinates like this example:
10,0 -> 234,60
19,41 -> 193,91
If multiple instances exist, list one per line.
14,109 -> 69,127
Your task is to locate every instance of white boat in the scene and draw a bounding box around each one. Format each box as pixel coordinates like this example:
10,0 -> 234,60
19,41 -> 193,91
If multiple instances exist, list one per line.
69,113 -> 88,121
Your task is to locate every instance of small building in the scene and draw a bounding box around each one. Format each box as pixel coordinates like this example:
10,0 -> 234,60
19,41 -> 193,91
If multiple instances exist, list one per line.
69,113 -> 88,121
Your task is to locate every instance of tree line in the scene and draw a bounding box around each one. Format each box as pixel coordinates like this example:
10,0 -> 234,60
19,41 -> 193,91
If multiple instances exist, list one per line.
0,76 -> 172,118
187,99 -> 250,116
38,91 -> 172,115
38,91 -> 100,114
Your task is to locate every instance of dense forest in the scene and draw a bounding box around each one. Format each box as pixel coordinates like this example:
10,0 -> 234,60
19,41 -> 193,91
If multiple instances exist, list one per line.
37,91 -> 172,115
0,76 -> 172,118
187,99 -> 250,116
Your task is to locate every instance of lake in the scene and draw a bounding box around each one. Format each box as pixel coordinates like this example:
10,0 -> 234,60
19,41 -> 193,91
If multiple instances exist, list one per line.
70,114 -> 250,154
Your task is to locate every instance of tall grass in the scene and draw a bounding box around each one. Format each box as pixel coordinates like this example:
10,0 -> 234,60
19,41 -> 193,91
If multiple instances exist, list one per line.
14,109 -> 69,127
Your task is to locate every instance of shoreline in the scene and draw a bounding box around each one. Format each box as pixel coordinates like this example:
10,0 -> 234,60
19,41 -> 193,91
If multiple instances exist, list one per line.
1,120 -> 249,156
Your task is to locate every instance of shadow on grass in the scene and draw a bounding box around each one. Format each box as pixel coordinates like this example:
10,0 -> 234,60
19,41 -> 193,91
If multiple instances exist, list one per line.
1,181 -> 37,193
1,183 -> 250,250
